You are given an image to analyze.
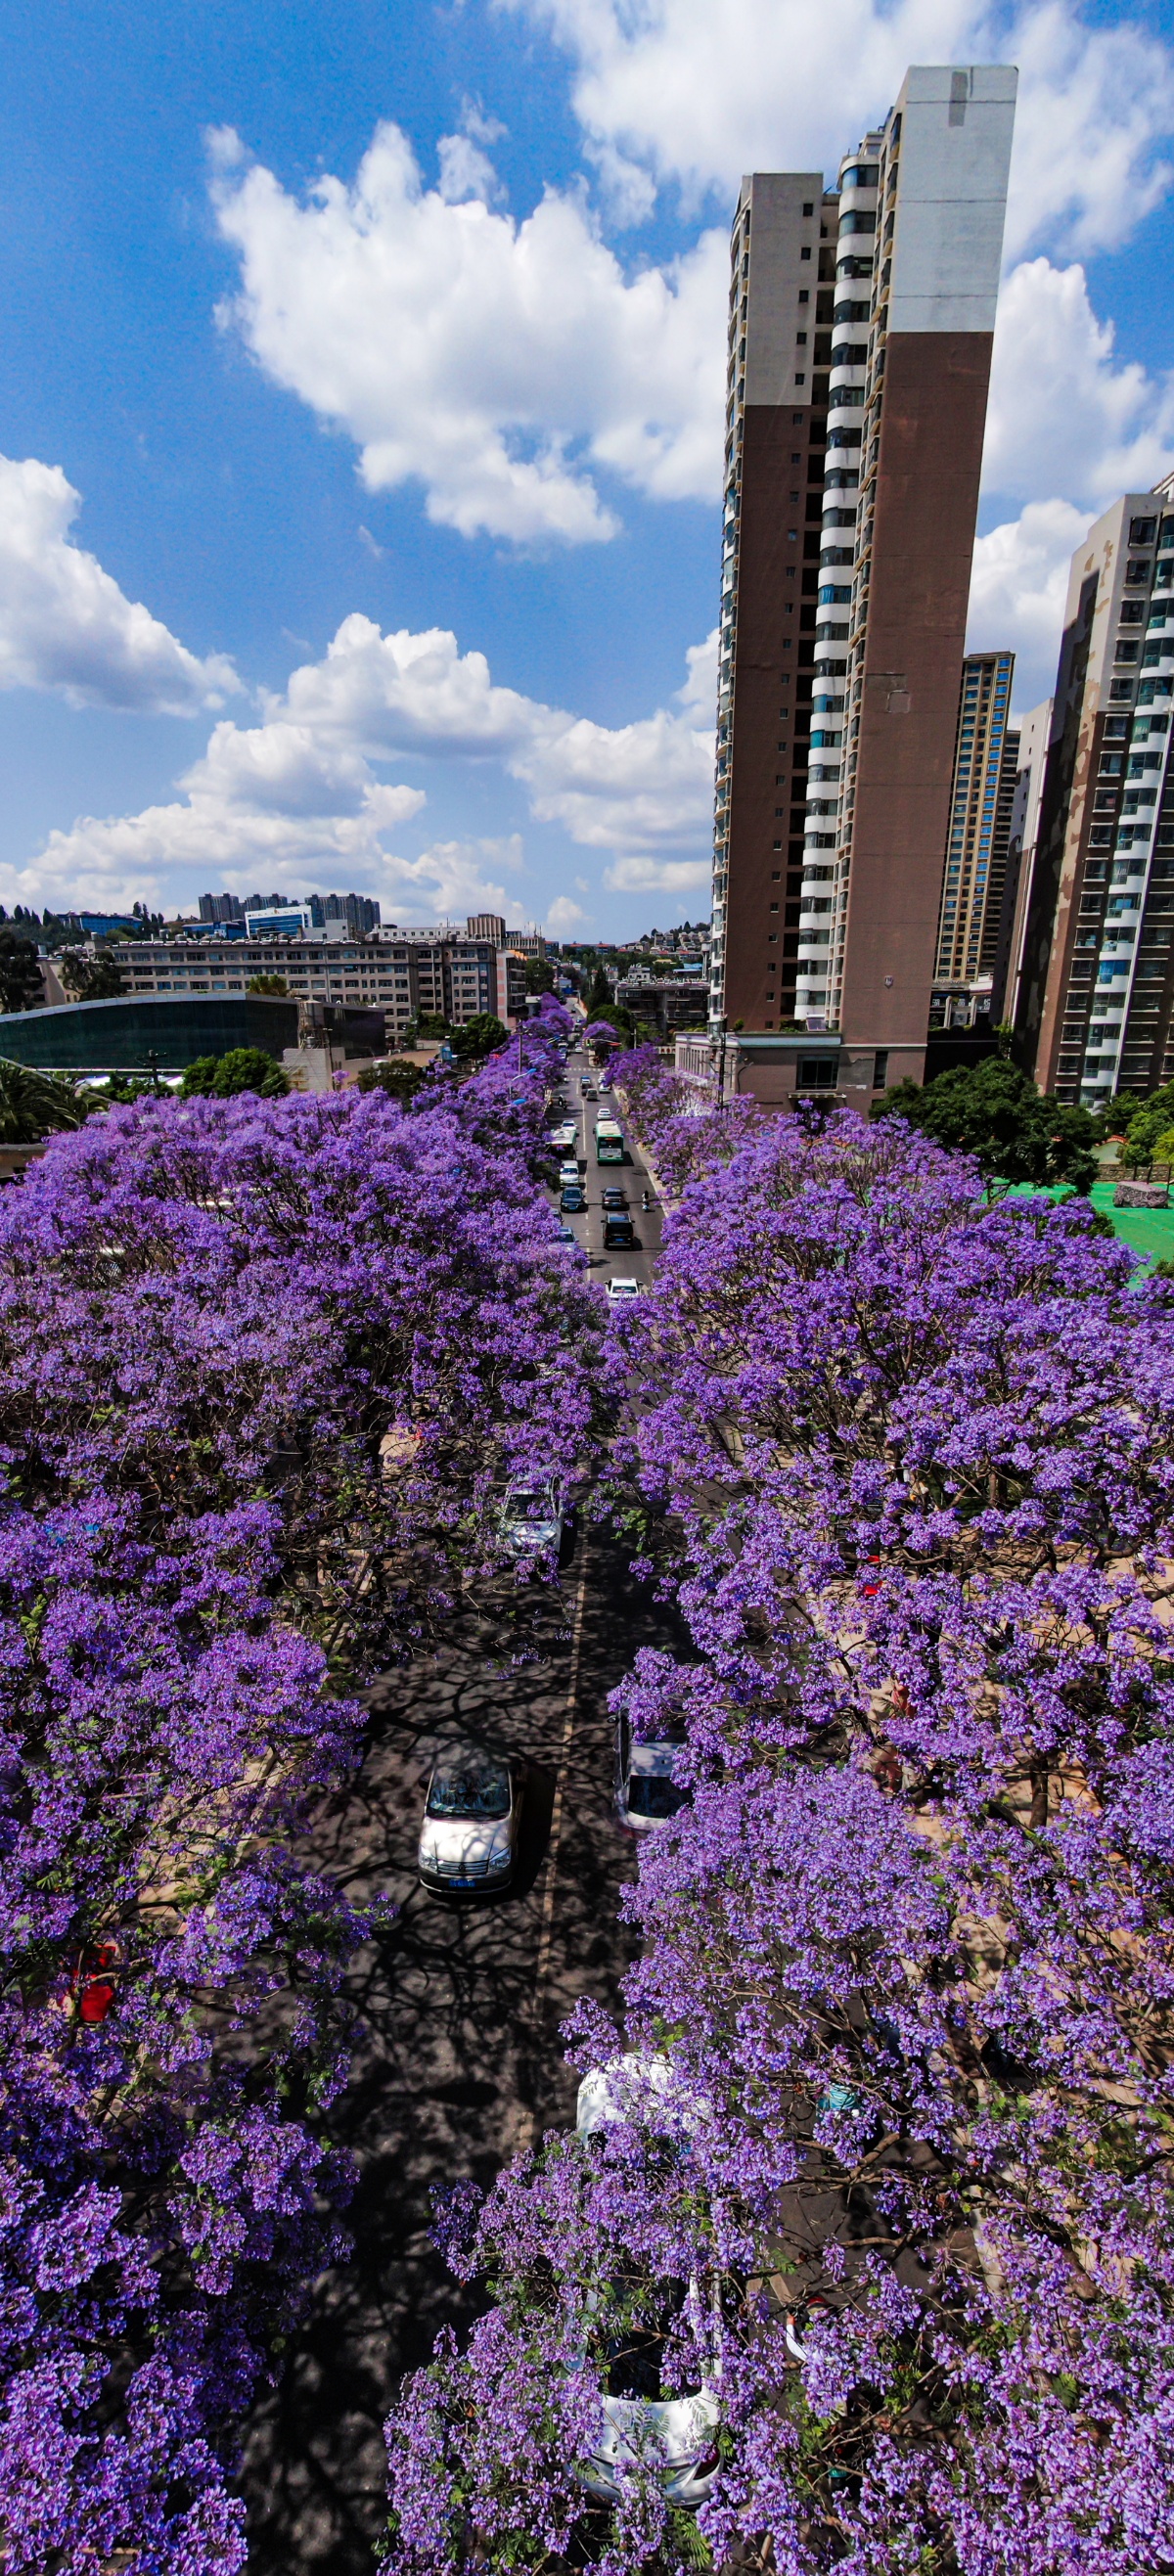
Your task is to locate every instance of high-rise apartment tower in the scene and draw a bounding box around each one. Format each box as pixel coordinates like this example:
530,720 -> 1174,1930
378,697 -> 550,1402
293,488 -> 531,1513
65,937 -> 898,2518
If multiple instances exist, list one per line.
929,650 -> 1018,1028
710,65 -> 1016,1094
1014,485 -> 1174,1106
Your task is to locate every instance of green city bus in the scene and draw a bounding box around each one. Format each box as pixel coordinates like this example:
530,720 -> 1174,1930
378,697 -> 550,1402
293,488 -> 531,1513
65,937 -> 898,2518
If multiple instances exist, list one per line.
595,1117 -> 625,1165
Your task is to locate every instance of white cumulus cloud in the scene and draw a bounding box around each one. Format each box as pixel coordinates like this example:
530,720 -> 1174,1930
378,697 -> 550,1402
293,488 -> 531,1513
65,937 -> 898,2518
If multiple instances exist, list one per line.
208,121 -> 727,545
971,257 -> 1174,700
546,893 -> 591,931
0,454 -> 239,714
983,258 -> 1174,512
604,854 -> 712,893
18,617 -> 715,916
968,497 -> 1092,707
509,0 -> 1174,263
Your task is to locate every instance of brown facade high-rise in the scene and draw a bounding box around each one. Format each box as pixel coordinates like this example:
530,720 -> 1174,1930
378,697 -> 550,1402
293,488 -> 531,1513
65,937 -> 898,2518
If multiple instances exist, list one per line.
709,66 -> 1017,1103
1014,485 -> 1174,1107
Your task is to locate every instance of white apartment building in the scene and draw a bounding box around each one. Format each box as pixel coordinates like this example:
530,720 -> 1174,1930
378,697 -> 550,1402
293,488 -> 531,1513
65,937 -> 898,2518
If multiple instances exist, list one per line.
113,931 -> 526,1036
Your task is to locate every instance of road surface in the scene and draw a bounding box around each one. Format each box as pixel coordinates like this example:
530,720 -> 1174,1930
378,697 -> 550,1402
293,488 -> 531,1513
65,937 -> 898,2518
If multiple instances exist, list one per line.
242,1041 -> 676,2573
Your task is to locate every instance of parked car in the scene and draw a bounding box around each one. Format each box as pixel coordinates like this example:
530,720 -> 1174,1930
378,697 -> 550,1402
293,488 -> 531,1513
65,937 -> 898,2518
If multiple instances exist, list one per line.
607,1276 -> 640,1302
600,1185 -> 627,1211
604,1213 -> 636,1250
499,1471 -> 567,1559
417,1744 -> 526,1892
573,2055 -> 722,2508
616,1719 -> 689,1834
562,1183 -> 587,1214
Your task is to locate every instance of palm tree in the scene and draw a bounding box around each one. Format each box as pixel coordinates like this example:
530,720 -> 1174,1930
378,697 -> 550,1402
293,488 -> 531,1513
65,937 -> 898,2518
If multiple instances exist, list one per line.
0,1061 -> 93,1143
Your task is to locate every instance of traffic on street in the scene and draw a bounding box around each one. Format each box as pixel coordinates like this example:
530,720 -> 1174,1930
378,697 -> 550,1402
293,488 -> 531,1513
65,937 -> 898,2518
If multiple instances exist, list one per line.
242,1029 -> 683,2576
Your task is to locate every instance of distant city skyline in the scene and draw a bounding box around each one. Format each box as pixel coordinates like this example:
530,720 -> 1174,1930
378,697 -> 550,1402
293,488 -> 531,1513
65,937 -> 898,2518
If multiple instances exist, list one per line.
1,2 -> 1173,939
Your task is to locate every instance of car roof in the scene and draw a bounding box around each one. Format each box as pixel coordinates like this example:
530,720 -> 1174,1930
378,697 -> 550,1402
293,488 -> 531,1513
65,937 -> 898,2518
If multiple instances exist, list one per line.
429,1741 -> 514,1774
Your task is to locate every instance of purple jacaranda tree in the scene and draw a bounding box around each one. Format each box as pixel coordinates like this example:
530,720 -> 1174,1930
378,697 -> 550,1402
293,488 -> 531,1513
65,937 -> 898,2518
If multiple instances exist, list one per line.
0,1066 -> 608,2572
384,1084 -> 1174,2574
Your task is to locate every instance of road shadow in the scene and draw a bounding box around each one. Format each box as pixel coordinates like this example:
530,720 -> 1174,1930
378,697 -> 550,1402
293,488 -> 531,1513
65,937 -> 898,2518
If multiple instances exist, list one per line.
240,1537 -> 662,2576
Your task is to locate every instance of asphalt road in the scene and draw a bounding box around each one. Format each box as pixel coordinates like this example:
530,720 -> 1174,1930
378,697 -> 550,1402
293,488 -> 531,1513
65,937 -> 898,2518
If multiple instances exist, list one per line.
241,1043 -> 677,2574
560,1048 -> 663,1291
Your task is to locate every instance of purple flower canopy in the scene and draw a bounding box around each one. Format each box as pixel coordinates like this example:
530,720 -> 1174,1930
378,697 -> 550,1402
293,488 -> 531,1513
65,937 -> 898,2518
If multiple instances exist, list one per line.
0,1058 -> 609,2573
384,1073 -> 1174,2576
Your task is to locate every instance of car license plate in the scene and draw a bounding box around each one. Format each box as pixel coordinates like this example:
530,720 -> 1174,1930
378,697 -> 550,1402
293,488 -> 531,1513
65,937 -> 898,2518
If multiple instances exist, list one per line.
450,1876 -> 479,1887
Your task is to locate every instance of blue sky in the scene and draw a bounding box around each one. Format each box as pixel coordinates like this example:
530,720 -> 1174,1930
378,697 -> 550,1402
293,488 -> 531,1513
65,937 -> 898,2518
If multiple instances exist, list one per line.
2,0 -> 1174,937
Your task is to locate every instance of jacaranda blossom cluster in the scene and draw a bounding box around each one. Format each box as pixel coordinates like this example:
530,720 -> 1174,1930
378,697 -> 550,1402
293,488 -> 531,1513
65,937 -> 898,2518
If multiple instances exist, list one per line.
0,1041 -> 607,2574
384,1062 -> 1174,2575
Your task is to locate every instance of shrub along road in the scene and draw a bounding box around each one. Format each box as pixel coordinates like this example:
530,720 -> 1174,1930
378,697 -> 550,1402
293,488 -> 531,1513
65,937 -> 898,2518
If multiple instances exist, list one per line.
242,1074 -> 675,2574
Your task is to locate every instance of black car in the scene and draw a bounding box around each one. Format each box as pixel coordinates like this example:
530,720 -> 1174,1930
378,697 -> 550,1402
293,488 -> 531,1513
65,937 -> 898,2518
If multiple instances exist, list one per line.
604,1213 -> 636,1249
601,1186 -> 627,1211
562,1183 -> 587,1213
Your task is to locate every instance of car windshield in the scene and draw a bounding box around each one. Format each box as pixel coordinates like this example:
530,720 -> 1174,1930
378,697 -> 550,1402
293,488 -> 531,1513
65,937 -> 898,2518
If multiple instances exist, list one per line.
627,1775 -> 689,1820
510,1488 -> 552,1516
428,1758 -> 511,1820
600,2280 -> 691,2402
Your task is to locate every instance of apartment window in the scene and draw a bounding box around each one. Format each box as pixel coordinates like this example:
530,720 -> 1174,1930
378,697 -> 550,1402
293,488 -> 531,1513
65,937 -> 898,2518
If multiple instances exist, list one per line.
798,1057 -> 836,1088
1120,601 -> 1147,625
1130,516 -> 1157,544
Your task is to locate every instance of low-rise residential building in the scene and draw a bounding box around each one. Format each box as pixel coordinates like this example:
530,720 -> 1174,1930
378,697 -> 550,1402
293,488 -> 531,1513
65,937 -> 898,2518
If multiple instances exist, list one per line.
110,929 -> 526,1039
613,973 -> 711,1036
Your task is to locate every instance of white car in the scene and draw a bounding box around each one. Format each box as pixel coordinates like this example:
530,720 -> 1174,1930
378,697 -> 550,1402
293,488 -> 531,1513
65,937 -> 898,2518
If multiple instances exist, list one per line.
417,1745 -> 525,1893
574,2056 -> 721,2508
607,1276 -> 640,1303
499,1472 -> 567,1559
616,1737 -> 689,1835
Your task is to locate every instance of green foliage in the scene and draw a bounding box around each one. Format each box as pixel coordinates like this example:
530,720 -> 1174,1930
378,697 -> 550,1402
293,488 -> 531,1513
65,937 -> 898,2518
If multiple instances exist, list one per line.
587,1003 -> 635,1051
523,957 -> 556,995
59,947 -> 127,1003
178,1047 -> 290,1101
99,1072 -> 158,1106
0,1061 -> 93,1142
1119,1080 -> 1174,1176
584,963 -> 612,1016
0,928 -> 47,1015
450,1014 -> 509,1062
416,1013 -> 449,1040
246,973 -> 290,995
356,1057 -> 429,1106
875,1057 -> 1099,1195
